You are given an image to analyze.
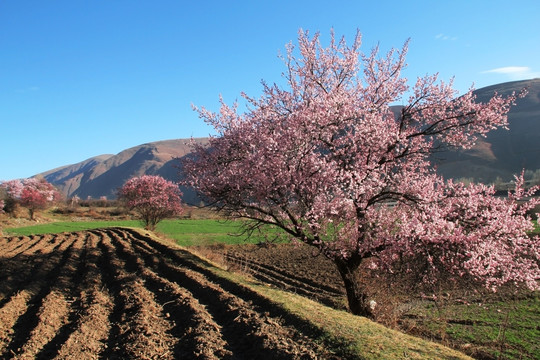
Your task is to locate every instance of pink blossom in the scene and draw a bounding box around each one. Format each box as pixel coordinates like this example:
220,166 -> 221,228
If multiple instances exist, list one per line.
1,179 -> 24,199
1,178 -> 60,219
182,29 -> 538,317
118,175 -> 183,230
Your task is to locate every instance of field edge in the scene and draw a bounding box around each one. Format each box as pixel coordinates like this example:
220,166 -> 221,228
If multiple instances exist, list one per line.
133,227 -> 472,360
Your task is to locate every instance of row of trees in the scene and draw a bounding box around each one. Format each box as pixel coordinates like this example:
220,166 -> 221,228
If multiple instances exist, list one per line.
1,175 -> 184,231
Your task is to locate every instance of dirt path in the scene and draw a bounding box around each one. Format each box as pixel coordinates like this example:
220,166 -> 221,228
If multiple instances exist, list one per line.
0,228 -> 336,359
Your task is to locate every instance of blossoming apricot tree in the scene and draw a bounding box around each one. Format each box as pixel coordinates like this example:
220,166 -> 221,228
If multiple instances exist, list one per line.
118,175 -> 183,230
182,30 -> 539,317
1,178 -> 61,219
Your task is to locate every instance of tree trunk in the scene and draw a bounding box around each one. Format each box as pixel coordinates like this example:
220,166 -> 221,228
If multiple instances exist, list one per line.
334,257 -> 373,318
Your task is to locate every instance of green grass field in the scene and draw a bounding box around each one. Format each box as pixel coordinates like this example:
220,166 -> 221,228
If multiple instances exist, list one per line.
3,218 -> 283,247
3,220 -> 141,236
405,292 -> 540,359
155,219 -> 284,246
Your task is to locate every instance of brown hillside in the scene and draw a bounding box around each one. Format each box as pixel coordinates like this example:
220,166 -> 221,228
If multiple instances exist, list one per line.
41,138 -> 208,202
434,78 -> 540,185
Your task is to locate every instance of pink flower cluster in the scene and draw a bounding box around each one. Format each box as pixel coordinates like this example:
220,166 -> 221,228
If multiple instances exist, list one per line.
183,29 -> 539,295
118,175 -> 183,230
1,178 -> 61,219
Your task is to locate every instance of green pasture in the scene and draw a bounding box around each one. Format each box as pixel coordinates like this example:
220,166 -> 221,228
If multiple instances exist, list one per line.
407,292 -> 540,359
155,219 -> 286,246
2,218 -> 284,247
3,220 -> 140,236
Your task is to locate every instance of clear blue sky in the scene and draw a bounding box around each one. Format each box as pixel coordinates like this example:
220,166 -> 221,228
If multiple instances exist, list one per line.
1,0 -> 539,180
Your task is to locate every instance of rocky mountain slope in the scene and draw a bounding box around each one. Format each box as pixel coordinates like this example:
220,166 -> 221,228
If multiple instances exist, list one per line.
39,79 -> 540,201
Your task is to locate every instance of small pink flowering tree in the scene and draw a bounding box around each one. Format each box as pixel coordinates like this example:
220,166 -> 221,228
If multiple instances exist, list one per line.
1,178 -> 60,219
182,30 -> 539,317
20,178 -> 61,220
118,175 -> 183,230
1,179 -> 24,199
1,179 -> 24,215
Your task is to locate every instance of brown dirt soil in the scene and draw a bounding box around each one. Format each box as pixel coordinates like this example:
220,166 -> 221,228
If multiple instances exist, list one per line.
199,243 -> 413,322
200,244 -> 348,311
0,228 -> 340,359
201,244 -> 540,360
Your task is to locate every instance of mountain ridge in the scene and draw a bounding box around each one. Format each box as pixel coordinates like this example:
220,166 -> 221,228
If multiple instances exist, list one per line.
433,78 -> 540,185
40,138 -> 208,203
37,79 -> 540,201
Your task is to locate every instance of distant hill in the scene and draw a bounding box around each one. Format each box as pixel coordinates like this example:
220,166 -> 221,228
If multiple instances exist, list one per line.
433,78 -> 540,186
38,79 -> 540,202
40,138 -> 208,204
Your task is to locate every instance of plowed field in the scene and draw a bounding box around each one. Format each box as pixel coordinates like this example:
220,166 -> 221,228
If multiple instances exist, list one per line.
0,228 -> 338,359
215,245 -> 347,311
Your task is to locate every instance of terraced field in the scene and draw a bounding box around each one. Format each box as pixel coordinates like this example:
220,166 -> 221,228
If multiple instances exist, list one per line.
0,228 -> 338,359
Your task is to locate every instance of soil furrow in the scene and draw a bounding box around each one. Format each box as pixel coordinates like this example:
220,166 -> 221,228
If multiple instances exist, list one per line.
224,252 -> 343,295
0,235 -> 11,247
113,229 -> 325,359
0,235 -> 69,308
96,230 -> 177,359
0,237 -> 48,297
115,228 -> 333,358
222,253 -> 344,309
2,235 -> 82,358
0,236 -> 73,355
108,228 -> 231,359
120,228 -> 325,310
1,235 -> 40,257
22,234 -> 56,255
0,228 -> 350,359
163,259 -> 326,358
94,234 -> 128,359
15,290 -> 71,359
0,290 -> 33,356
123,228 -> 328,311
0,235 -> 30,253
33,234 -> 92,359
53,232 -> 113,359
237,265 -> 341,308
